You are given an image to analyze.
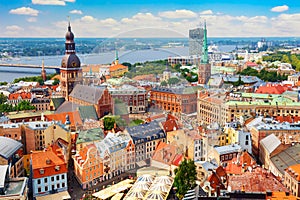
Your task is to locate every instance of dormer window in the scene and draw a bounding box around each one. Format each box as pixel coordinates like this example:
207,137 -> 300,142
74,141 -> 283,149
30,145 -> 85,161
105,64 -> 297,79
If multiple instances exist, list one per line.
40,169 -> 45,174
55,166 -> 60,171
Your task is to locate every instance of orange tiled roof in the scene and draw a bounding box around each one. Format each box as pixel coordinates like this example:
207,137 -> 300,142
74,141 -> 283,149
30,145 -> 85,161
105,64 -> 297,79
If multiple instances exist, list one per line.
286,163 -> 300,181
82,64 -> 102,73
44,111 -> 83,127
31,146 -> 67,178
8,92 -> 31,100
51,74 -> 61,81
267,191 -> 298,200
225,151 -> 256,175
109,64 -> 128,72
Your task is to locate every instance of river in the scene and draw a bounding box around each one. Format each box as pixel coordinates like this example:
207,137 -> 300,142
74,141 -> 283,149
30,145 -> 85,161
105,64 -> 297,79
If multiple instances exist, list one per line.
0,45 -> 236,82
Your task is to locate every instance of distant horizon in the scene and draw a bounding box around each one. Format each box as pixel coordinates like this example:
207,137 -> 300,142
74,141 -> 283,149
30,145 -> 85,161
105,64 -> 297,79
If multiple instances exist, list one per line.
1,36 -> 300,39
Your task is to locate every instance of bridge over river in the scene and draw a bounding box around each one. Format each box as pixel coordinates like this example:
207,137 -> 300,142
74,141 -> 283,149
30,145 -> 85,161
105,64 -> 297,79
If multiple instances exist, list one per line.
0,63 -> 61,73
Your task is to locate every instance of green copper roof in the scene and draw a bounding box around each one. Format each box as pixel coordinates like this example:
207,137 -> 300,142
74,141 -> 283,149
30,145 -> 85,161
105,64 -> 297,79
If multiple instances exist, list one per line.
201,21 -> 208,64
76,128 -> 104,144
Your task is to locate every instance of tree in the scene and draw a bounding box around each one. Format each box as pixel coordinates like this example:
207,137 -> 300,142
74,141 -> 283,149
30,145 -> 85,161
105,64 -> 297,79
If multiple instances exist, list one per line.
168,77 -> 180,85
160,81 -> 167,87
103,117 -> 115,131
52,78 -> 60,85
0,93 -> 7,104
174,159 -> 197,199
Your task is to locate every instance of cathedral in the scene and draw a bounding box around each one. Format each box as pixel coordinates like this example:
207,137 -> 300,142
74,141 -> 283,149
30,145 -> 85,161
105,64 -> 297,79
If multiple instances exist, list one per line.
60,22 -> 82,100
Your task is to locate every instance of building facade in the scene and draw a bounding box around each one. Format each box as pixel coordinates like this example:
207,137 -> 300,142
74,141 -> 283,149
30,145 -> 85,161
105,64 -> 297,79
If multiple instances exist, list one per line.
30,146 -> 68,198
189,27 -> 204,56
150,86 -> 197,114
125,121 -> 166,163
109,84 -> 148,114
284,164 -> 300,197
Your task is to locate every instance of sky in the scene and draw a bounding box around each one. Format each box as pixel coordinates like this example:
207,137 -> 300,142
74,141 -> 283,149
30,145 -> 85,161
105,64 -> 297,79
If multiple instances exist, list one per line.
1,0 -> 300,38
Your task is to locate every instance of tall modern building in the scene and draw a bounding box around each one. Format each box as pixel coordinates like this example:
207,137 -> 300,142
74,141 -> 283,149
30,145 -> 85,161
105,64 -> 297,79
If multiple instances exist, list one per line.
198,22 -> 211,84
60,21 -> 82,100
189,27 -> 204,56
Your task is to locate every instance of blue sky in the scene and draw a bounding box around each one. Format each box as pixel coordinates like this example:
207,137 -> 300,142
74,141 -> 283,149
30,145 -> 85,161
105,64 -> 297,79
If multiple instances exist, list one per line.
1,0 -> 300,37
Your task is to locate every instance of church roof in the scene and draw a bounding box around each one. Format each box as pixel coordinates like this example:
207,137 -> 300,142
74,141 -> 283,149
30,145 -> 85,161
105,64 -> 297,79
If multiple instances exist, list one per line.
69,85 -> 106,104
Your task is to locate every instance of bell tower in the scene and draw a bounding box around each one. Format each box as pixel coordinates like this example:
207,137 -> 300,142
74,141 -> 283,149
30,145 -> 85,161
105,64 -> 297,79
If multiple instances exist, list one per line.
60,21 -> 82,100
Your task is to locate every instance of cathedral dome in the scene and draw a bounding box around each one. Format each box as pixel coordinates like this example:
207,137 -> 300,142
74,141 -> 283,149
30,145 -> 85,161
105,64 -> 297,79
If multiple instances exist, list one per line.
61,54 -> 81,68
65,25 -> 74,41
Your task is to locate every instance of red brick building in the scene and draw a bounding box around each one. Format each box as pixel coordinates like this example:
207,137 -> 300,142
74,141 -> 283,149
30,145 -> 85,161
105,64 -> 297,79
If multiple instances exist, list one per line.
150,86 -> 197,114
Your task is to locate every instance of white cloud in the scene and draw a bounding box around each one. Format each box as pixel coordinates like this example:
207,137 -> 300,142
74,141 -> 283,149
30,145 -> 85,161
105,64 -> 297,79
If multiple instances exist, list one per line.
32,0 -> 75,6
200,10 -> 213,15
159,9 -> 197,19
6,25 -> 23,32
70,10 -> 82,15
80,15 -> 96,23
271,5 -> 289,12
100,18 -> 118,26
9,7 -> 39,16
4,9 -> 300,37
27,17 -> 37,22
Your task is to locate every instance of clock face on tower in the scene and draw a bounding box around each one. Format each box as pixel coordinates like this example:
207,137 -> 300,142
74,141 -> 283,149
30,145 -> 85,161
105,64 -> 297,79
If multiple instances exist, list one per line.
72,61 -> 77,67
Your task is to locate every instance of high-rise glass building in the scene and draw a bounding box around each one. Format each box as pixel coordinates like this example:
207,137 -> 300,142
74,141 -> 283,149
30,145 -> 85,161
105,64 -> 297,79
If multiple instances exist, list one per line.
189,27 -> 204,56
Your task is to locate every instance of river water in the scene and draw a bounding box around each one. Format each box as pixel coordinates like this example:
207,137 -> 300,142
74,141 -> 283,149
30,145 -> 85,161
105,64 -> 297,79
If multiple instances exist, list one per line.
0,45 -> 236,83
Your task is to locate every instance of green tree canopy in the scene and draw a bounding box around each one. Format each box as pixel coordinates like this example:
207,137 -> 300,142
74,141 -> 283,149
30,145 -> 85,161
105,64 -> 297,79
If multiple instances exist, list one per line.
174,159 -> 197,199
103,117 -> 115,131
0,93 -> 7,104
168,77 -> 180,85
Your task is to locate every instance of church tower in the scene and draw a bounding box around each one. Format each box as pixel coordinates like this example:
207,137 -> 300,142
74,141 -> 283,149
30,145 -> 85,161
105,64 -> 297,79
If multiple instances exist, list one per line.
198,21 -> 211,85
41,59 -> 46,81
60,21 -> 82,100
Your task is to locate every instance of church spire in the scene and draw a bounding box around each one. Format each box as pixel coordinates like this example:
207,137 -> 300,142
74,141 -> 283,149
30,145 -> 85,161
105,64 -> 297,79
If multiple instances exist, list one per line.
115,50 -> 119,65
201,21 -> 208,64
41,59 -> 46,81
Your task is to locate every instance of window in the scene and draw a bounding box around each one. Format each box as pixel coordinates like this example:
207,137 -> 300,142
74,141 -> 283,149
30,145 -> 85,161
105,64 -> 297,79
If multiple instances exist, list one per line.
45,186 -> 48,191
56,175 -> 59,181
44,178 -> 47,183
62,183 -> 65,187
37,179 -> 41,184
38,187 -> 41,193
57,184 -> 60,188
51,177 -> 54,181
62,174 -> 65,179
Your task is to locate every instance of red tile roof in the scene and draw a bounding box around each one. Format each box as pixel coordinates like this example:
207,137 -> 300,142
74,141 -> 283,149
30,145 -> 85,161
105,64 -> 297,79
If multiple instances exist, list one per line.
276,116 -> 300,123
228,167 -> 288,192
8,92 -> 31,100
44,111 -> 82,127
162,119 -> 179,132
152,141 -> 183,166
225,151 -> 256,175
245,61 -> 258,67
31,146 -> 67,178
255,84 -> 288,94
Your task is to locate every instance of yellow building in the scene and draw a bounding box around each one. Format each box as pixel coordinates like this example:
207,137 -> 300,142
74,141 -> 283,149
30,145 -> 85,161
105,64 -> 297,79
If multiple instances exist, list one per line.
167,129 -> 203,161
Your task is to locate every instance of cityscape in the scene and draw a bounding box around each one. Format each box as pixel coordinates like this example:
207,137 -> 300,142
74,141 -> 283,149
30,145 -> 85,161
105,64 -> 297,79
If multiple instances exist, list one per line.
1,1 -> 300,200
